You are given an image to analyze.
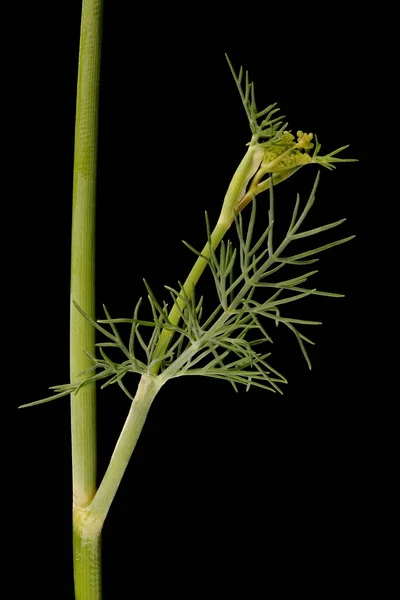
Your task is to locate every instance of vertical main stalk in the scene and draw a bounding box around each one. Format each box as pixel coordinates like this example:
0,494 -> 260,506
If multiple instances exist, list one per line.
70,0 -> 103,597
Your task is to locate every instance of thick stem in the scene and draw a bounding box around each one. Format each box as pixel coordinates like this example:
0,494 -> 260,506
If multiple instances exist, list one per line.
70,0 -> 103,598
73,515 -> 102,600
71,0 -> 103,510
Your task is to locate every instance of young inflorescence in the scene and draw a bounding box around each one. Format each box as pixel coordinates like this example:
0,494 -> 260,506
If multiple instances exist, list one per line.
21,57 -> 356,409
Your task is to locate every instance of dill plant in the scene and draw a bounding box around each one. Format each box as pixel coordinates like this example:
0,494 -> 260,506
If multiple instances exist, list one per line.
21,1 -> 356,598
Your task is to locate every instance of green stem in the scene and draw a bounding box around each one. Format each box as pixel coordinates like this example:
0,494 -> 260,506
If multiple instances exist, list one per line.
70,0 -> 103,597
73,518 -> 102,600
72,375 -> 159,599
151,148 -> 299,371
88,375 -> 161,523
237,167 -> 301,213
151,219 -> 226,369
152,145 -> 264,369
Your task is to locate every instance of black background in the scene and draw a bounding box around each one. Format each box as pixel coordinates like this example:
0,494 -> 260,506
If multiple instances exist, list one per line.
14,2 -> 392,598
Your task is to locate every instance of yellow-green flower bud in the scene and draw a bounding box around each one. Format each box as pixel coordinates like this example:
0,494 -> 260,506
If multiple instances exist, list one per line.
261,131 -> 314,173
296,131 -> 314,150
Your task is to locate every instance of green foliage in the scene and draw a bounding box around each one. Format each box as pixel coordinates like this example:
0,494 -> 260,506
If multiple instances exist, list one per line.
226,54 -> 356,173
21,172 -> 354,408
20,57 -> 356,409
225,54 -> 288,146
